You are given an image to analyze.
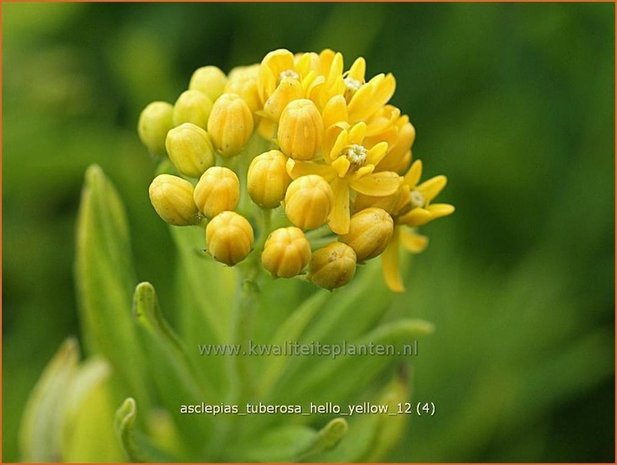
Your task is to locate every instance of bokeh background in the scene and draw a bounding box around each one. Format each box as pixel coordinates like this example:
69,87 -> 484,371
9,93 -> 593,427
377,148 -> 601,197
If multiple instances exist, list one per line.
3,2 -> 614,462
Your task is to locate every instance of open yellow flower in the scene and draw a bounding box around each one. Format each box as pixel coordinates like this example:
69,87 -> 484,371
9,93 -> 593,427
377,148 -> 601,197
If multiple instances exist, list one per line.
379,159 -> 455,292
287,122 -> 402,234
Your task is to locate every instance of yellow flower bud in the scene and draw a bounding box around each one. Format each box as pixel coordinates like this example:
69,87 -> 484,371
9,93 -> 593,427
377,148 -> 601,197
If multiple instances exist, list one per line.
206,211 -> 254,266
226,64 -> 260,113
263,77 -> 303,122
261,227 -> 311,278
189,65 -> 227,102
309,242 -> 357,290
148,174 -> 199,226
165,123 -> 215,178
284,175 -> 334,230
138,101 -> 174,158
340,208 -> 394,261
277,99 -> 323,161
172,90 -> 213,129
247,150 -> 291,208
376,117 -> 415,174
207,93 -> 254,158
193,166 -> 240,218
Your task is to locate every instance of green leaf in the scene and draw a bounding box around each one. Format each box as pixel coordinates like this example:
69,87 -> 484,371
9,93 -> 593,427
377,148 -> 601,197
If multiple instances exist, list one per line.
258,291 -> 331,398
133,282 -> 215,448
296,418 -> 349,461
236,418 -> 348,462
281,319 -> 433,405
312,369 -> 410,462
114,398 -> 174,462
19,338 -> 79,462
61,358 -> 125,462
171,225 -> 236,345
75,164 -> 150,406
302,259 -> 395,344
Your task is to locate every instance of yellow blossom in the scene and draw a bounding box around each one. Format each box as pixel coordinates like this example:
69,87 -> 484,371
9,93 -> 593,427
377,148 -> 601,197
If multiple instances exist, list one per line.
261,227 -> 311,278
225,64 -> 261,113
172,90 -> 213,129
138,101 -> 174,158
277,99 -> 324,161
340,207 -> 394,261
193,167 -> 240,218
207,93 -> 254,157
287,122 -> 402,235
284,175 -> 334,230
165,123 -> 215,178
379,159 -> 455,292
247,150 -> 291,209
206,211 -> 254,266
148,175 -> 199,226
189,65 -> 227,102
309,241 -> 357,290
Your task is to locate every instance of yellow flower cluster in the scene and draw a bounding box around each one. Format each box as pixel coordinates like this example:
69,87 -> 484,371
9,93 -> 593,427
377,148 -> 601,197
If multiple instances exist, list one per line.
139,48 -> 453,292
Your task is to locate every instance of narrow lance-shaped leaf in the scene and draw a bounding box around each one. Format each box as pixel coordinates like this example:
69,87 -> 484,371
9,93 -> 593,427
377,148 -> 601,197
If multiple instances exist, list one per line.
75,165 -> 151,407
133,282 -> 215,449
19,339 -> 79,462
61,359 -> 125,462
280,319 -> 433,405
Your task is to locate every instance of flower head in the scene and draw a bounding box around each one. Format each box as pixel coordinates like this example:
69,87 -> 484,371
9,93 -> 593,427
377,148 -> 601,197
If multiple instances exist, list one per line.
138,48 -> 453,292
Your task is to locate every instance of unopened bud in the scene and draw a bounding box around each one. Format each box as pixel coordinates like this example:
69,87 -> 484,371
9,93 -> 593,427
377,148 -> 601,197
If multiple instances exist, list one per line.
309,242 -> 357,290
277,99 -> 323,161
206,211 -> 254,266
173,90 -> 213,129
189,66 -> 227,102
138,101 -> 174,158
341,208 -> 393,261
263,77 -> 303,122
165,123 -> 215,178
207,93 -> 254,158
261,227 -> 311,278
226,64 -> 260,112
193,166 -> 240,218
247,150 -> 291,208
284,175 -> 334,230
149,175 -> 199,226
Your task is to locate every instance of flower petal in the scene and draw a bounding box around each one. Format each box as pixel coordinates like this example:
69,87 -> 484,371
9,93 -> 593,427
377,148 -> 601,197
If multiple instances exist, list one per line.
328,178 -> 351,234
382,229 -> 404,292
399,228 -> 428,253
323,95 -> 349,129
418,175 -> 447,204
331,156 -> 351,178
427,203 -> 455,219
366,141 -> 389,166
287,158 -> 336,181
398,207 -> 431,227
348,57 -> 366,81
348,122 -> 367,144
403,159 -> 423,187
328,128 -> 349,162
350,171 -> 401,196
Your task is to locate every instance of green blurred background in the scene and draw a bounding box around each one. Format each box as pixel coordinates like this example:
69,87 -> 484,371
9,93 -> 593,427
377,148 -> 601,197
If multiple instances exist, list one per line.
3,2 -> 614,462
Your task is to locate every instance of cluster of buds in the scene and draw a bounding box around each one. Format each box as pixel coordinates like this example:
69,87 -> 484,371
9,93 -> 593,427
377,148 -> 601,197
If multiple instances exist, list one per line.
139,49 -> 454,291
